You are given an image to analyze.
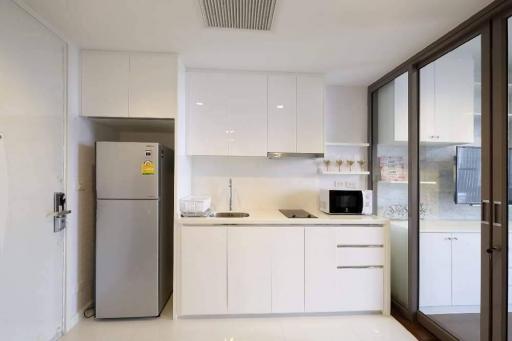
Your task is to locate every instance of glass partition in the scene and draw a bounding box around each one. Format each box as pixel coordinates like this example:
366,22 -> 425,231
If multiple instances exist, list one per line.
418,36 -> 482,341
374,72 -> 409,307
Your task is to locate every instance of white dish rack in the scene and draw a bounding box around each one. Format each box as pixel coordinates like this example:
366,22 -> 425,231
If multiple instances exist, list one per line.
180,196 -> 212,217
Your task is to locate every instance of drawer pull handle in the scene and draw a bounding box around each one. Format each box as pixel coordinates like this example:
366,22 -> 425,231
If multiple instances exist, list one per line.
336,244 -> 383,248
337,265 -> 384,269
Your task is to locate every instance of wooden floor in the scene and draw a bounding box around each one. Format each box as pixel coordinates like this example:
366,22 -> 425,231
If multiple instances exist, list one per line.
392,308 -> 439,341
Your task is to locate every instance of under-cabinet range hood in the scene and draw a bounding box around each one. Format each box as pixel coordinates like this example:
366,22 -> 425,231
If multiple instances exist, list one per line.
267,152 -> 324,159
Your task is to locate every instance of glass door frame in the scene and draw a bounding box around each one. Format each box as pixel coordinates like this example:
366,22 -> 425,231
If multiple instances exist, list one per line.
368,1 -> 512,339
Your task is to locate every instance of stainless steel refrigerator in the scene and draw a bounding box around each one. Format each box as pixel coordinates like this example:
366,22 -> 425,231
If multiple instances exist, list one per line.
95,142 -> 173,318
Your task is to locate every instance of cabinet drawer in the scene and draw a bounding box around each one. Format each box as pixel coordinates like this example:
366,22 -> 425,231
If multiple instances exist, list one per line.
335,226 -> 384,245
336,247 -> 384,267
336,267 -> 384,311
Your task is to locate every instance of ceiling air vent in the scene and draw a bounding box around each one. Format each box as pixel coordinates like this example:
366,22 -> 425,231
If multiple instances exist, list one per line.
199,0 -> 277,31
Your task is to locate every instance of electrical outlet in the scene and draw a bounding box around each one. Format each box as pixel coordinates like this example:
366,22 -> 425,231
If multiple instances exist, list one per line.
334,181 -> 344,188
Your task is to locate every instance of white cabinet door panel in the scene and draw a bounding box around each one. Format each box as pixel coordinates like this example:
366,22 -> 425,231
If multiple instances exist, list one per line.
452,232 -> 480,306
394,73 -> 408,142
228,227 -> 272,314
227,73 -> 268,156
297,75 -> 324,153
268,74 -> 297,152
434,52 -> 474,144
129,53 -> 177,118
336,268 -> 384,311
81,51 -> 129,117
336,247 -> 384,267
305,227 -> 338,312
419,63 -> 436,142
271,227 -> 305,313
187,72 -> 230,155
335,226 -> 384,246
181,226 -> 227,315
419,233 -> 452,307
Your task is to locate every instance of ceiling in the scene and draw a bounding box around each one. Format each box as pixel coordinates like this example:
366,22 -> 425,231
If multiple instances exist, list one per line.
22,0 -> 493,85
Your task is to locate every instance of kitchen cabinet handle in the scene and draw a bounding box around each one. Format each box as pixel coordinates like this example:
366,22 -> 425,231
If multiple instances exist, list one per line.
336,244 -> 383,248
337,265 -> 383,269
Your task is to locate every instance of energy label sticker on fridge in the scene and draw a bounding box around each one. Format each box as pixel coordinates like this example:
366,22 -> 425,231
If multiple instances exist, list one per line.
141,160 -> 155,175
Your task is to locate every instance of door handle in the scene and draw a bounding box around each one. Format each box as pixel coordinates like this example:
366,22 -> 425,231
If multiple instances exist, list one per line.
486,247 -> 501,254
51,210 -> 72,218
481,200 -> 490,224
493,201 -> 502,226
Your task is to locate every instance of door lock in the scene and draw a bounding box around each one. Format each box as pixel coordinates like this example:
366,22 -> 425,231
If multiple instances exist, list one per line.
54,192 -> 71,232
486,247 -> 501,254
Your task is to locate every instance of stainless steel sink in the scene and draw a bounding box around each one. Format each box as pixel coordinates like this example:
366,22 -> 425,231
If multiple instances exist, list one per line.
214,212 -> 250,218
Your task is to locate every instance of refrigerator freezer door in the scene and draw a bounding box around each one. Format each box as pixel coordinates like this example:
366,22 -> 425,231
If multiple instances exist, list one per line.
96,199 -> 159,318
96,142 -> 159,199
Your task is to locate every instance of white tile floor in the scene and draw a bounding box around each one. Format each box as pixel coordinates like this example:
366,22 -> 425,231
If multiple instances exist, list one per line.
62,303 -> 417,341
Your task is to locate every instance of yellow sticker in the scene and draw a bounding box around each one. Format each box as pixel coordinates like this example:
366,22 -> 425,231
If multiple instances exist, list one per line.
141,160 -> 155,175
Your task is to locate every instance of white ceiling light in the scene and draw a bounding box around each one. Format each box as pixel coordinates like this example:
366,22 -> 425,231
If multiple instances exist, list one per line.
199,0 -> 277,31
276,104 -> 284,109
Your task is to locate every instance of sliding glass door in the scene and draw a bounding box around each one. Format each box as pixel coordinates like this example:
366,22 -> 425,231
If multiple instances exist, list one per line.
418,36 -> 485,341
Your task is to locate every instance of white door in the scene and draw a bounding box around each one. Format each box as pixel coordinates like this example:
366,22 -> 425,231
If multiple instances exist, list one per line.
226,73 -> 268,156
187,71 -> 230,155
81,50 -> 129,117
452,232 -> 481,306
129,53 -> 177,119
0,1 -> 66,340
419,63 -> 437,142
305,227 -> 338,312
271,227 -> 304,313
433,51 -> 475,144
268,74 -> 297,153
419,233 -> 452,307
297,75 -> 324,153
228,227 -> 272,314
181,226 -> 227,315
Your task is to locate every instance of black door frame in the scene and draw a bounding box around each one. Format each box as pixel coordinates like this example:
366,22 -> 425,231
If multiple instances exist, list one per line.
368,1 -> 511,340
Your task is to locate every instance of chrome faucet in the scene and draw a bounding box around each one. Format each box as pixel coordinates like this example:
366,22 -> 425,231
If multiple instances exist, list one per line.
228,178 -> 233,211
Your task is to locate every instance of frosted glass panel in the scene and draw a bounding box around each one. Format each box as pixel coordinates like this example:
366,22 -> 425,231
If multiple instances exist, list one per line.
375,72 -> 409,307
418,36 -> 481,341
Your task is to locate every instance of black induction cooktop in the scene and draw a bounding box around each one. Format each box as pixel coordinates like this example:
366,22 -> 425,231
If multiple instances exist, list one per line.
279,209 -> 317,218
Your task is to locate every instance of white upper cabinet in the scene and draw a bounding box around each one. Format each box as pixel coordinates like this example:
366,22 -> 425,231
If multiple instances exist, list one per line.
268,74 -> 297,152
129,53 -> 178,118
81,50 -> 178,118
187,72 -> 230,155
226,73 -> 268,156
297,75 -> 324,153
380,51 -> 475,145
420,50 -> 475,144
81,51 -> 129,117
187,71 -> 324,156
187,71 -> 267,156
432,51 -> 474,144
378,73 -> 408,145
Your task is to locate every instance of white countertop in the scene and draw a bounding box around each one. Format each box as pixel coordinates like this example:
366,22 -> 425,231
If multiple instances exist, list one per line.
177,210 -> 388,226
390,219 -> 481,233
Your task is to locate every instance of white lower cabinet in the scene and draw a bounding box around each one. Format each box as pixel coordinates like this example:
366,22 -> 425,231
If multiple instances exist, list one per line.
181,226 -> 227,315
419,232 -> 480,308
305,226 -> 385,313
419,233 -> 452,307
227,227 -> 272,314
271,227 -> 305,313
181,224 -> 386,316
227,226 -> 305,314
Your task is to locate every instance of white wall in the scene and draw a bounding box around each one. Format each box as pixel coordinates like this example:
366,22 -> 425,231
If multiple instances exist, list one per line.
65,45 -> 118,330
189,86 -> 369,211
